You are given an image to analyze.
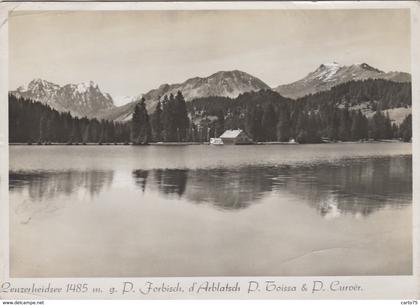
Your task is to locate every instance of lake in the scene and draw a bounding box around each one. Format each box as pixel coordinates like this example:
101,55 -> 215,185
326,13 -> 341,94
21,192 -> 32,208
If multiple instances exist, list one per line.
9,143 -> 412,277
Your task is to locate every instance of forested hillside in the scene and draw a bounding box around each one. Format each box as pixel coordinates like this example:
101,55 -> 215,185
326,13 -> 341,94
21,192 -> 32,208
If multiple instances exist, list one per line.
296,79 -> 411,110
187,79 -> 412,143
9,78 -> 412,144
9,95 -> 130,144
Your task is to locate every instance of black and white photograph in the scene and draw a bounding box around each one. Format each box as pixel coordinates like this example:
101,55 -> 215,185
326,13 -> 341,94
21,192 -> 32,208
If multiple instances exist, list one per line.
1,2 -> 419,300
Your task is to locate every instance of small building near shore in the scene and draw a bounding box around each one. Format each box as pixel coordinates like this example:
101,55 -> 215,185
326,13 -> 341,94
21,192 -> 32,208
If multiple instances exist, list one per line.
219,129 -> 253,145
210,138 -> 224,145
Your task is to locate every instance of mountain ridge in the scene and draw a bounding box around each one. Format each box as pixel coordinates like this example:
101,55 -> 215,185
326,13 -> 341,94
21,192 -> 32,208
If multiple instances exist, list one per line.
10,63 -> 411,121
11,79 -> 115,118
273,62 -> 411,99
97,70 -> 271,121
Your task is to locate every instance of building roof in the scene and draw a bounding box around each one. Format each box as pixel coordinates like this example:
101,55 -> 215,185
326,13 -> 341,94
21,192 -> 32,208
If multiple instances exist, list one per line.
220,129 -> 243,139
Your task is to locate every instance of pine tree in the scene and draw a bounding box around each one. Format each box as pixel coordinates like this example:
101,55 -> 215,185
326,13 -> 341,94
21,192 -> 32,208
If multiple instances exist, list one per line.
98,122 -> 106,145
82,123 -> 90,145
45,116 -> 54,144
174,91 -> 189,142
369,109 -> 386,140
131,104 -> 141,144
295,112 -> 308,143
261,103 -> 277,141
162,94 -> 177,142
327,109 -> 340,141
338,107 -> 351,141
151,101 -> 163,142
399,114 -> 412,142
131,98 -> 151,145
214,110 -> 225,138
75,119 -> 83,144
360,113 -> 369,140
276,103 -> 291,142
68,119 -> 82,145
38,114 -> 47,144
350,110 -> 367,141
307,112 -> 321,143
383,112 -> 393,139
245,105 -> 263,141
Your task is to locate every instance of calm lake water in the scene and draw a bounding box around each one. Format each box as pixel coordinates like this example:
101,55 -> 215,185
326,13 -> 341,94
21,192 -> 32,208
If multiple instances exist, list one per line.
9,143 -> 412,277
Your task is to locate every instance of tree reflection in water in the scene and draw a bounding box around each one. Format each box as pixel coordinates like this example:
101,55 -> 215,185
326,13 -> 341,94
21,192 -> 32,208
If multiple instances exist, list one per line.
131,155 -> 412,216
9,155 -> 412,219
9,170 -> 114,223
10,170 -> 114,200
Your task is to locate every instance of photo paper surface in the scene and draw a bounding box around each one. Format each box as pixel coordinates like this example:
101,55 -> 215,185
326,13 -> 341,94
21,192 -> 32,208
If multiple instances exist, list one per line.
0,1 -> 419,300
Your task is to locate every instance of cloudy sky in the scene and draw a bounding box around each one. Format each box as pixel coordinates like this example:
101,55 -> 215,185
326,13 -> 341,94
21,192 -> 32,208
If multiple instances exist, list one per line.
9,9 -> 411,105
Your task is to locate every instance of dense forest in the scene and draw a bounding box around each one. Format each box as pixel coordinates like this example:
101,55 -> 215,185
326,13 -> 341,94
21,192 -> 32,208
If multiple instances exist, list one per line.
187,79 -> 412,143
9,94 -> 130,144
296,79 -> 411,110
9,78 -> 412,144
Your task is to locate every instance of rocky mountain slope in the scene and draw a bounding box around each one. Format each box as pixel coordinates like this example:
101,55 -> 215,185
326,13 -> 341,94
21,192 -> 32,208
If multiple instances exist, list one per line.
11,79 -> 115,118
144,70 -> 270,102
273,62 -> 411,99
98,70 -> 270,121
11,64 -> 411,122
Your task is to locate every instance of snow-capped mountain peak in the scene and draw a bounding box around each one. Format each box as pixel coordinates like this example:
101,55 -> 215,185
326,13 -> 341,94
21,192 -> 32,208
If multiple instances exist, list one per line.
355,62 -> 384,73
27,78 -> 60,92
274,62 -> 410,99
314,62 -> 341,81
319,62 -> 340,69
11,79 -> 115,118
75,81 -> 99,94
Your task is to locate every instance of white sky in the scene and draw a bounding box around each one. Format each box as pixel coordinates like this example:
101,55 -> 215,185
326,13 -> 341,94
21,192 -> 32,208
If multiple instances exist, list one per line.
9,9 -> 411,105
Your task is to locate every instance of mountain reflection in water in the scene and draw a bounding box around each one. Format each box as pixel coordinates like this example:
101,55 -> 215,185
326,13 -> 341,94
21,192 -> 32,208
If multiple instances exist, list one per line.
133,169 -> 188,197
132,155 -> 412,215
9,170 -> 114,222
10,170 -> 114,200
10,155 -> 411,217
